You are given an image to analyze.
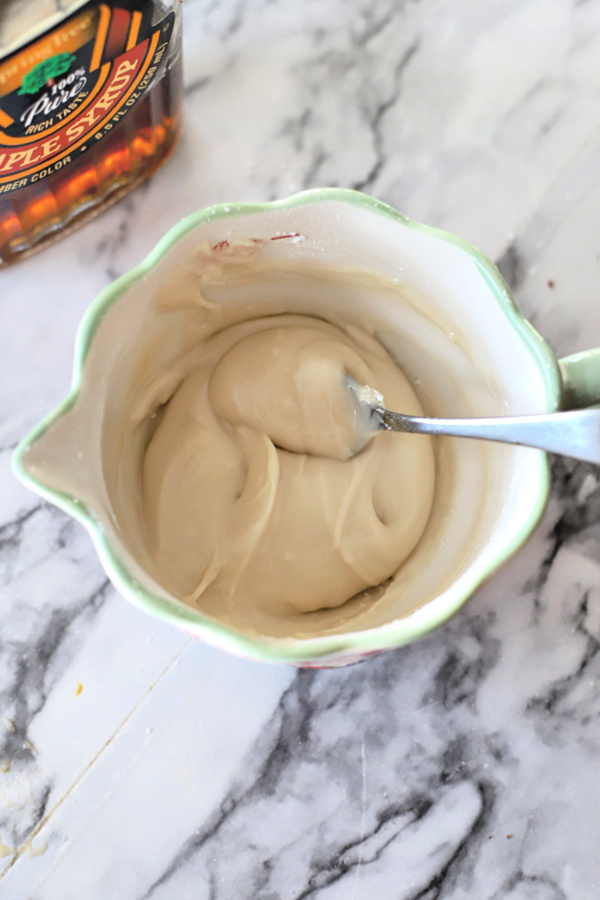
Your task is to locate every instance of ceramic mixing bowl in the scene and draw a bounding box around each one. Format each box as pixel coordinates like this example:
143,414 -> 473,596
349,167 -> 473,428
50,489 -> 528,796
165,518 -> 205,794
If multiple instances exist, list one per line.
13,189 -> 600,666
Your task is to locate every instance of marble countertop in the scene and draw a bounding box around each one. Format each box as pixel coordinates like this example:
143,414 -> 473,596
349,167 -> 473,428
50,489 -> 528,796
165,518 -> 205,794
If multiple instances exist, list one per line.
2,0 -> 600,896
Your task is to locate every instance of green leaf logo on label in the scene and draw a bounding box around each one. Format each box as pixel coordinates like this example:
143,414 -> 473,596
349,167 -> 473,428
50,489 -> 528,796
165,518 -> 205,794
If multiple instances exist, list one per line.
19,53 -> 77,96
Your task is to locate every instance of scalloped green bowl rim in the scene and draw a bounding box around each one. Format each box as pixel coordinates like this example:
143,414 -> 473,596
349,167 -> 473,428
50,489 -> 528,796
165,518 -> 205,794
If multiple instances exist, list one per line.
12,188 -> 561,664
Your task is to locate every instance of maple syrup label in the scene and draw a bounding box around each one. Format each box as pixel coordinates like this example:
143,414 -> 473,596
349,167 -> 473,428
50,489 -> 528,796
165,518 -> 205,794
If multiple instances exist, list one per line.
0,2 -> 174,190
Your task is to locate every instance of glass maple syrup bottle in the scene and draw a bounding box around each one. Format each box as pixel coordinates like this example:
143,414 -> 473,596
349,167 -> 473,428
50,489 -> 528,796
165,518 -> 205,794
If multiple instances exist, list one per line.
0,0 -> 182,266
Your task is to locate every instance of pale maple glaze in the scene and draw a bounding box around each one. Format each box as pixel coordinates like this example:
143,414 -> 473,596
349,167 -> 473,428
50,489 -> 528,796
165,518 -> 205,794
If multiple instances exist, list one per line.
139,313 -> 435,622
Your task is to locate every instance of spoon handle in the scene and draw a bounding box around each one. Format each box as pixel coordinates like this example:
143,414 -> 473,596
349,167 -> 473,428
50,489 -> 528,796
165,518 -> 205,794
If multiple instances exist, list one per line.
375,406 -> 600,465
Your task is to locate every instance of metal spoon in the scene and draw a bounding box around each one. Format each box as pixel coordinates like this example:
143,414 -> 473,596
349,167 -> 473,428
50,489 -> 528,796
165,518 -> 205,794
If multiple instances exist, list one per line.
348,380 -> 600,465
371,404 -> 600,464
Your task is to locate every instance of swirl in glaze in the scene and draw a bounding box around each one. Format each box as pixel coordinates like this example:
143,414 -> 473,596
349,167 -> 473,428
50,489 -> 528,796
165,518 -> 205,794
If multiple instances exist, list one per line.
141,315 -> 435,621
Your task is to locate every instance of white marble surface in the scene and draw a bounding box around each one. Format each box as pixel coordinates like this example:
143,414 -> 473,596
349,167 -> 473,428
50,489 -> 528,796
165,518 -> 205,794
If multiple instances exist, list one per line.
2,0 -> 600,896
